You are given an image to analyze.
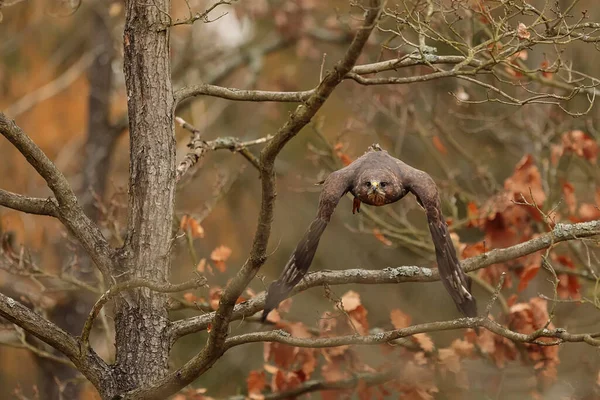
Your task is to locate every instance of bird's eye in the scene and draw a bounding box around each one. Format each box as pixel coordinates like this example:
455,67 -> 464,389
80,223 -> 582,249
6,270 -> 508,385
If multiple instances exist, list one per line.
365,182 -> 371,187
380,182 -> 387,188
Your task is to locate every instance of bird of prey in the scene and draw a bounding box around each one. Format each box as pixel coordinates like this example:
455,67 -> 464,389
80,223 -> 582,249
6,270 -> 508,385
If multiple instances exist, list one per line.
261,144 -> 477,322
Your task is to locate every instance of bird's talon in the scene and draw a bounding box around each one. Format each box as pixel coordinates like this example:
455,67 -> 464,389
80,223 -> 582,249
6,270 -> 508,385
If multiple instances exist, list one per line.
352,197 -> 361,214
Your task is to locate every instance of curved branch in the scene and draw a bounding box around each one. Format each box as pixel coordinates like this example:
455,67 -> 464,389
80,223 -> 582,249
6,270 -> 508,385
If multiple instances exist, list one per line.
170,219 -> 600,338
80,276 -> 207,348
228,370 -> 395,400
0,189 -> 58,217
0,113 -> 115,278
174,84 -> 314,104
173,54 -> 480,106
224,317 -> 600,349
0,292 -> 110,389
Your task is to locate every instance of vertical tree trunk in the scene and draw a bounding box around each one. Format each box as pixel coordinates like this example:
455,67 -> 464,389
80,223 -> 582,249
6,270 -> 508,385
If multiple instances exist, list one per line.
112,0 -> 175,393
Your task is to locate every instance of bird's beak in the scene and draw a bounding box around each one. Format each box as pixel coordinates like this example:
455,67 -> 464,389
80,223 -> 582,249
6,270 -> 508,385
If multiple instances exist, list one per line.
369,181 -> 381,194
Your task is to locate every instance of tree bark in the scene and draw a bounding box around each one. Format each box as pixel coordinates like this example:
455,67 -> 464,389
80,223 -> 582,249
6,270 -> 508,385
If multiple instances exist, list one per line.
111,0 -> 175,394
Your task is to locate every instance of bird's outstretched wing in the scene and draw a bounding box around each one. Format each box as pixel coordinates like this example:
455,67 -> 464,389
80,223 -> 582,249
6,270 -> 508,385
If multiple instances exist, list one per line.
262,167 -> 356,322
406,170 -> 478,318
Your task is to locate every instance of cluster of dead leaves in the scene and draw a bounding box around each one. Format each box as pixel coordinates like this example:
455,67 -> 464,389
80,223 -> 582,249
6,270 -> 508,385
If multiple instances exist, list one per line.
195,245 -> 233,275
464,155 -> 547,291
180,214 -> 205,239
251,291 -> 393,400
508,298 -> 560,388
333,142 -> 353,167
463,152 -> 587,298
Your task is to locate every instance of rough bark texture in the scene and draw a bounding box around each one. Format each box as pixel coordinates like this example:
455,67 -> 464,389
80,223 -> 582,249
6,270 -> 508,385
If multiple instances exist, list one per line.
112,0 -> 175,394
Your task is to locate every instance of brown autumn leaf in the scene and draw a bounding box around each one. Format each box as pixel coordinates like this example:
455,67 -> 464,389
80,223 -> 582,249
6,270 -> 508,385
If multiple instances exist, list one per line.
210,245 -> 232,272
504,154 -> 546,206
562,182 -> 577,215
209,287 -> 222,310
372,228 -> 392,246
506,294 -> 518,307
266,309 -> 281,323
540,60 -> 553,79
466,322 -> 518,368
517,259 -> 541,292
432,136 -> 448,155
340,290 -> 361,312
460,241 -> 485,259
277,298 -> 293,314
348,304 -> 369,334
180,215 -> 205,238
561,130 -> 599,164
414,333 -> 435,352
247,370 -> 266,396
196,258 -> 208,273
183,292 -> 197,303
263,364 -> 278,374
466,201 -> 479,226
321,361 -> 350,382
390,309 -> 411,329
451,339 -> 474,357
557,273 -> 581,300
334,142 -> 353,166
578,203 -> 600,221
517,22 -> 531,39
438,348 -> 461,374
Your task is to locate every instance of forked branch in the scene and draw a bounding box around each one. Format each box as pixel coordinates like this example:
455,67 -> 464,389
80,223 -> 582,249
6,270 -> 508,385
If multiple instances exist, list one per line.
0,113 -> 115,278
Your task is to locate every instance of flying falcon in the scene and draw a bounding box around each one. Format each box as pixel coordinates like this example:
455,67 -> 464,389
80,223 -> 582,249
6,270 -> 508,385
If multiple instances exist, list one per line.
261,144 -> 477,322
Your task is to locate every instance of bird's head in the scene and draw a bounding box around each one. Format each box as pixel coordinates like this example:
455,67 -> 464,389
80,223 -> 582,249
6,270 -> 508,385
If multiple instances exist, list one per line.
355,169 -> 402,206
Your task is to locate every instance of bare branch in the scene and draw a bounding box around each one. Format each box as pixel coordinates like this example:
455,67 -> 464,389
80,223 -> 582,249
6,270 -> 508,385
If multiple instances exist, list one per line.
0,189 -> 58,217
175,116 -> 272,180
224,317 -> 600,349
0,292 -> 110,389
80,276 -> 207,348
174,84 -> 314,105
170,219 -> 600,338
0,113 -> 115,278
228,369 -> 395,400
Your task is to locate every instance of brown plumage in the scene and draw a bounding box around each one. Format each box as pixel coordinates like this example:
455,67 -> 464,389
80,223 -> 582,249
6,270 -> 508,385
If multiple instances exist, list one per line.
262,145 -> 477,321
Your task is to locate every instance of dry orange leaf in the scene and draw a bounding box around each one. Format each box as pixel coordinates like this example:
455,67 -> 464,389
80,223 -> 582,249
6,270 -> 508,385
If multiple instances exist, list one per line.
578,203 -> 600,221
334,142 -> 353,166
340,290 -> 361,312
438,348 -> 461,374
432,136 -> 448,155
504,154 -> 546,205
540,60 -> 553,79
414,333 -> 435,352
210,245 -> 232,272
517,22 -> 530,39
372,228 -> 392,246
180,215 -> 205,238
390,309 -> 411,329
517,262 -> 540,292
247,370 -> 266,395
183,292 -> 197,303
196,258 -> 207,273
451,339 -> 474,357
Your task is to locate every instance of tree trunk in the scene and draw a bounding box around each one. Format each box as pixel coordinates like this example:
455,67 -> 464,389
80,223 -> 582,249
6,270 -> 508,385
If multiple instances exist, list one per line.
111,0 -> 175,394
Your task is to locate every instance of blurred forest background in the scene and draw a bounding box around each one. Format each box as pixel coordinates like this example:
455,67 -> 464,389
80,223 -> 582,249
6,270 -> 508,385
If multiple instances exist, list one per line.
1,0 -> 600,399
